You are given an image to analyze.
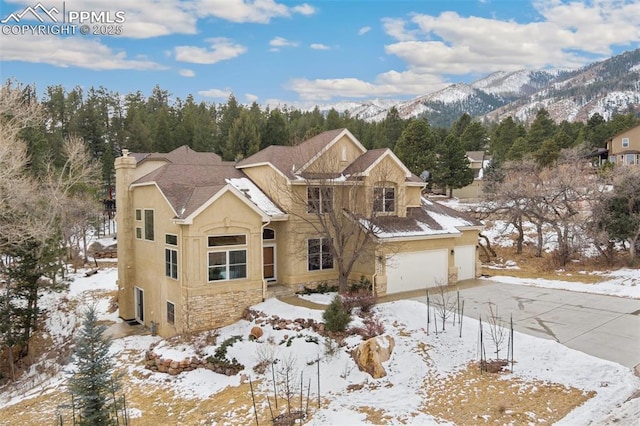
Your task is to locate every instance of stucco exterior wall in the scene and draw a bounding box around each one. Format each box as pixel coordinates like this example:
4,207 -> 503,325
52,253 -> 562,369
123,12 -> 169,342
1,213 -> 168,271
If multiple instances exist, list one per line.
608,125 -> 640,155
305,135 -> 364,173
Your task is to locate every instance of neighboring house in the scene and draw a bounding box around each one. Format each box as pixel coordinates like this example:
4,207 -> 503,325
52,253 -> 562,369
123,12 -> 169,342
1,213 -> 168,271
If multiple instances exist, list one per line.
451,151 -> 491,199
606,124 -> 640,166
115,129 -> 483,337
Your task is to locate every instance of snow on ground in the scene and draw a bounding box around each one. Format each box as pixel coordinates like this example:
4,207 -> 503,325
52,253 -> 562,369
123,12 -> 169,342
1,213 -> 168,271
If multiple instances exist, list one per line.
484,268 -> 640,299
2,266 -> 639,424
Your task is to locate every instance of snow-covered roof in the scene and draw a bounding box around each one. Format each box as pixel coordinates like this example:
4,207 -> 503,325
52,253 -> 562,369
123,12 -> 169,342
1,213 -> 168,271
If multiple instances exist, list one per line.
225,178 -> 285,217
361,197 -> 482,240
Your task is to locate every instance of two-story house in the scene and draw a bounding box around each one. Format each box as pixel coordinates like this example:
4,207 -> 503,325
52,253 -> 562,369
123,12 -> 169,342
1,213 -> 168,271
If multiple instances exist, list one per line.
607,124 -> 640,166
115,129 -> 482,337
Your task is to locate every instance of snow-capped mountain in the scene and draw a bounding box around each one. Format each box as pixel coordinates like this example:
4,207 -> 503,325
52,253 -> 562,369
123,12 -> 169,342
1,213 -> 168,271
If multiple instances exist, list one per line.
312,48 -> 640,126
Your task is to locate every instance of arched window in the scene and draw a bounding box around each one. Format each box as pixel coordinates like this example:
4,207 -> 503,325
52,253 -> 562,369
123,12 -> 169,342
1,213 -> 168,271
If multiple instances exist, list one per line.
263,228 -> 276,240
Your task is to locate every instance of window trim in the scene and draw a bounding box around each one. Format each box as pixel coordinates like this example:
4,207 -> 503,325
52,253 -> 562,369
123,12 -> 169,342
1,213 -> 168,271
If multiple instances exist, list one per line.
307,186 -> 333,214
143,209 -> 155,241
165,248 -> 178,280
207,234 -> 248,282
373,186 -> 396,213
165,233 -> 178,246
135,209 -> 142,221
307,237 -> 334,271
622,137 -> 629,148
166,300 -> 175,325
208,249 -> 248,282
263,228 -> 276,241
208,234 -> 247,247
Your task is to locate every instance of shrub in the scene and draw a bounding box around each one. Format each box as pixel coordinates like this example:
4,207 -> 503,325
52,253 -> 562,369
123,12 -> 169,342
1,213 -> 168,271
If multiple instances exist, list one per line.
295,281 -> 339,295
348,276 -> 372,293
350,317 -> 385,340
323,295 -> 352,332
342,290 -> 377,315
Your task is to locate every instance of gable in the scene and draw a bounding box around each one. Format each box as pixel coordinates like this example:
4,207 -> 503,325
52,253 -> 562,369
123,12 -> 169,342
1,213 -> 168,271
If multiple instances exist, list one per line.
190,188 -> 267,230
303,132 -> 367,174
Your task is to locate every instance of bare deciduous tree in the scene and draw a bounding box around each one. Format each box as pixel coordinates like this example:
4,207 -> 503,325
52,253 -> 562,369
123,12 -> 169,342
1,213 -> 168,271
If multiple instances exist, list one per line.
480,150 -> 599,266
486,303 -> 507,360
276,149 -> 401,293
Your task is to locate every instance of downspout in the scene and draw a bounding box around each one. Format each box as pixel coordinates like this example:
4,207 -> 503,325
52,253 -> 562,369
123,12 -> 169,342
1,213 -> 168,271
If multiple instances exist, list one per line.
260,219 -> 271,302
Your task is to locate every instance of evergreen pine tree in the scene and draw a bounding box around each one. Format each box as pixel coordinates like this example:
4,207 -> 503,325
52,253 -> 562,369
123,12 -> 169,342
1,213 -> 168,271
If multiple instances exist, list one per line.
68,305 -> 121,425
434,134 -> 474,197
394,119 -> 437,176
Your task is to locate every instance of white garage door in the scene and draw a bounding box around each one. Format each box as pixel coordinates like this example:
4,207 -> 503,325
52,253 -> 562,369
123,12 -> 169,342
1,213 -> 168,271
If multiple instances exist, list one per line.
386,249 -> 448,294
455,245 -> 476,281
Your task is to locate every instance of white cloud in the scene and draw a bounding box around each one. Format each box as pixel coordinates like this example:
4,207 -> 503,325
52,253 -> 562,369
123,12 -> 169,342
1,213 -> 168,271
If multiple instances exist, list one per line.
282,1 -> 639,102
310,43 -> 330,50
0,33 -> 164,70
382,17 -> 418,41
179,69 -> 195,77
195,0 -> 314,23
175,37 -> 247,64
358,26 -> 371,36
245,93 -> 259,102
269,36 -> 299,47
198,88 -> 232,98
292,3 -> 316,16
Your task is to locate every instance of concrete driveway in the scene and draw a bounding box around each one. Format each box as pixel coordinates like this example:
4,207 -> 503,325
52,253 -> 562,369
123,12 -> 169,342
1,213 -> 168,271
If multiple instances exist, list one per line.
410,280 -> 640,369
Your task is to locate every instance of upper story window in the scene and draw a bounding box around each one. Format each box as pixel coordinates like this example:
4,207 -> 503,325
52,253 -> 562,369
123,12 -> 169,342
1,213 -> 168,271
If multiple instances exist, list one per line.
374,187 -> 396,213
144,209 -> 154,241
207,234 -> 247,281
307,187 -> 333,214
622,137 -> 629,148
135,209 -> 142,221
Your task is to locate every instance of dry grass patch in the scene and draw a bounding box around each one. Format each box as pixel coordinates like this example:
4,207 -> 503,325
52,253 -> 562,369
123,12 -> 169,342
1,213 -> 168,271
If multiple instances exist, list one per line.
483,245 -> 616,283
422,362 -> 595,425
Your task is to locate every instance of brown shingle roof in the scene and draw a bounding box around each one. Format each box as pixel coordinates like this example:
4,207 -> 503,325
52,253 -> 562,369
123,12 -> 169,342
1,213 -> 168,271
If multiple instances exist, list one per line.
133,145 -> 222,165
132,163 -> 243,219
343,148 -> 387,175
364,198 -> 482,239
238,128 -> 347,179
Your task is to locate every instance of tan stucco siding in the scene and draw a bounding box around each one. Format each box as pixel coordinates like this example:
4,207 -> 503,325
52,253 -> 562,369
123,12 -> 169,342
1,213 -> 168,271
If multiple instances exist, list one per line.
178,191 -> 265,333
452,180 -> 483,199
240,164 -> 291,211
361,156 -> 410,217
129,184 -> 183,337
609,125 -> 640,155
405,186 -> 423,207
306,135 -> 364,173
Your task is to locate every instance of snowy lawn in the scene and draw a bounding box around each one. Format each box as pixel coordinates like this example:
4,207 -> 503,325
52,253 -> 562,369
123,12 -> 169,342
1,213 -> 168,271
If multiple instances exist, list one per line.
1,267 -> 639,424
484,269 -> 640,299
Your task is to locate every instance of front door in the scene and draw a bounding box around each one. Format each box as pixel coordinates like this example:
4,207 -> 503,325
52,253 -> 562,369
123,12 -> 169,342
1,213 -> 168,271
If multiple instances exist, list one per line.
263,245 -> 276,282
135,287 -> 144,322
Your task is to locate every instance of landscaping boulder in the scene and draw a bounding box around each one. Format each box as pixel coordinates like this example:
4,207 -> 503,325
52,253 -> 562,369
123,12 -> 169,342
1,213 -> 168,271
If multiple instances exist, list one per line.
352,335 -> 395,379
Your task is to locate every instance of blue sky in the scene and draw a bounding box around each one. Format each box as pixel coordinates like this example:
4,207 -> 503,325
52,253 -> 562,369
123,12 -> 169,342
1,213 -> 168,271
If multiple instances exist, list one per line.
1,0 -> 639,107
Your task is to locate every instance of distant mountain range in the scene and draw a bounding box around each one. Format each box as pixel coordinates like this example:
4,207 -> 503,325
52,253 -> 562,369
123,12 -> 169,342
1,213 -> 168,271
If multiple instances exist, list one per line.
314,48 -> 640,127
